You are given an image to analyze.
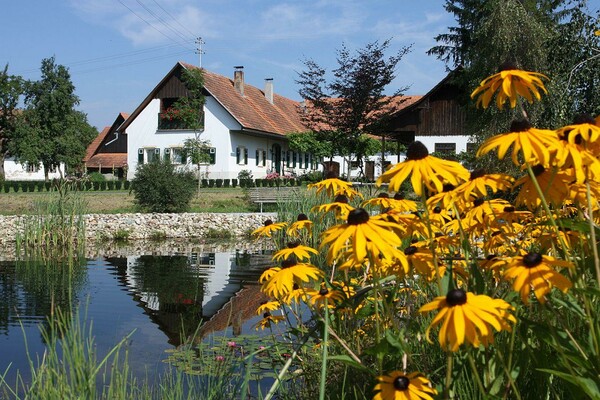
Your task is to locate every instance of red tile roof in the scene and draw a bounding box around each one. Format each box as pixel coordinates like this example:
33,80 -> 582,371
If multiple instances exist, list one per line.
84,126 -> 111,162
85,153 -> 127,168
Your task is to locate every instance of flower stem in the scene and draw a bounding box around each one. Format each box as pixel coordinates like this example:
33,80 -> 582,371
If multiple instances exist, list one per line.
444,352 -> 453,399
319,301 -> 330,400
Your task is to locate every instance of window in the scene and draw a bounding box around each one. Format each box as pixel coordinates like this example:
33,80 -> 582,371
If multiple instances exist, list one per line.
466,142 -> 477,153
199,147 -> 216,165
304,153 -> 310,169
236,146 -> 248,165
138,148 -> 158,164
172,148 -> 185,164
158,97 -> 204,130
350,161 -> 360,170
311,155 -> 319,170
256,148 -> 266,167
25,163 -> 40,173
434,143 -> 456,154
286,150 -> 297,168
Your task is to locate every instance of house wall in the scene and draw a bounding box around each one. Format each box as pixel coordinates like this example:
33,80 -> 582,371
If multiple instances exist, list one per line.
416,135 -> 471,155
4,158 -> 64,181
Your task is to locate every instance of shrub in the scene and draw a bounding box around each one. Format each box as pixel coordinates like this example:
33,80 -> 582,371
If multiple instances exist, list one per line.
130,159 -> 196,213
208,179 -> 215,188
123,181 -> 130,190
3,182 -> 10,193
232,179 -> 238,188
201,179 -> 208,188
107,181 -> 115,191
223,179 -> 230,188
216,179 -> 223,188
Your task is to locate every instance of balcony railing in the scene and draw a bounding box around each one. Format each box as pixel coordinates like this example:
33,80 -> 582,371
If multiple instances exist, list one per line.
158,114 -> 204,131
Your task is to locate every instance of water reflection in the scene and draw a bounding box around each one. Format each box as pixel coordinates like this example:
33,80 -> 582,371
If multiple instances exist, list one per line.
0,242 -> 272,383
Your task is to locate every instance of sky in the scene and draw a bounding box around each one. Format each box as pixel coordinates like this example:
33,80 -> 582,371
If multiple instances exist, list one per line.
2,0 -> 456,131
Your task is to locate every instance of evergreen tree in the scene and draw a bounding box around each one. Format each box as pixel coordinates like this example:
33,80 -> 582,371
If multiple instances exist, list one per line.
9,57 -> 97,179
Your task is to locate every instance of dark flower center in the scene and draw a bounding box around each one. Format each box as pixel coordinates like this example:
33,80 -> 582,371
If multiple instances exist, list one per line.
433,206 -> 442,214
319,287 -> 329,296
523,252 -> 543,268
325,171 -> 338,179
470,169 -> 486,180
281,256 -> 298,268
473,198 -> 484,207
503,206 -> 515,213
404,246 -> 417,255
347,208 -> 370,225
377,192 -> 390,198
393,376 -> 410,391
406,141 -> 429,161
531,165 -> 545,177
393,192 -> 405,200
264,219 -> 273,226
573,113 -> 595,125
498,60 -> 518,72
442,183 -> 456,193
446,289 -> 468,306
293,283 -> 299,290
486,254 -> 498,260
297,213 -> 308,221
263,312 -> 271,318
510,118 -> 532,132
334,194 -> 349,204
491,230 -> 502,237
287,241 -> 300,248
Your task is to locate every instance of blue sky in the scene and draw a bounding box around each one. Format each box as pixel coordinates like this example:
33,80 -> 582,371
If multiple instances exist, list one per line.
2,0 -> 455,130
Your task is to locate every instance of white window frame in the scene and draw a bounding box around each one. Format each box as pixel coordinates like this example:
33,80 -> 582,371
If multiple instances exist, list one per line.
236,146 -> 248,165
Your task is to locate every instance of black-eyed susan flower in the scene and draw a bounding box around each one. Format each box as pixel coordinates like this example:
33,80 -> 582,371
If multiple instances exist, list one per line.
260,258 -> 323,300
251,219 -> 287,238
308,176 -> 360,199
502,252 -> 573,304
470,63 -> 548,109
556,114 -> 600,156
403,245 -> 436,280
256,300 -> 281,315
307,284 -> 346,309
513,165 -> 572,210
373,370 -> 437,400
452,169 -> 514,203
377,141 -> 470,196
389,192 -> 419,212
361,192 -> 397,210
311,194 -> 355,220
419,289 -> 516,351
272,242 -> 319,263
286,213 -> 313,238
320,208 -> 403,265
255,311 -> 285,330
476,119 -> 562,167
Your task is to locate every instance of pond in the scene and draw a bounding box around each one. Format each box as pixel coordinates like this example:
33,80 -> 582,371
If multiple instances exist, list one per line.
0,241 -> 273,386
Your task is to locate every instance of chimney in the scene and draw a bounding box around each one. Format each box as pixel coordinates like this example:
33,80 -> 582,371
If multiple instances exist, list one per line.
264,78 -> 274,104
233,66 -> 244,96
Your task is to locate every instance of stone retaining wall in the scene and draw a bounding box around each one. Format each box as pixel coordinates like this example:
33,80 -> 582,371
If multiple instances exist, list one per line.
0,212 -> 277,244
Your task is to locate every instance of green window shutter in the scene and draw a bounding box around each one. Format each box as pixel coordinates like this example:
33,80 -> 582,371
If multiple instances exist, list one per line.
244,148 -> 248,164
138,148 -> 144,165
286,150 -> 291,167
164,148 -> 170,162
236,147 -> 241,164
209,147 -> 216,164
293,152 -> 297,168
262,150 -> 267,166
255,149 -> 259,166
305,153 -> 309,168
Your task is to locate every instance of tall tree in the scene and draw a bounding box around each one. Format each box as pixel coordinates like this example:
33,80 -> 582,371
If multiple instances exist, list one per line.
9,57 -> 97,179
0,65 -> 24,180
430,0 -> 599,135
296,39 -> 411,176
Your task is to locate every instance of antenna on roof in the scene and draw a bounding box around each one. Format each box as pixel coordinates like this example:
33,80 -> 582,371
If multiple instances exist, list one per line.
195,37 -> 205,68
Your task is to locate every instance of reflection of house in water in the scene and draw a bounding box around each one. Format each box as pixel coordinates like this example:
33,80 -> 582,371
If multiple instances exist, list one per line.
105,250 -> 271,345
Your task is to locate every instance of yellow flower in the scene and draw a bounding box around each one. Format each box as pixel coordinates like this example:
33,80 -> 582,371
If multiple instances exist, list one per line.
476,119 -> 562,167
308,177 -> 360,199
470,64 -> 548,109
556,114 -> 600,157
452,170 -> 514,204
286,213 -> 313,238
502,252 -> 573,304
255,311 -> 285,330
513,165 -> 572,210
311,194 -> 355,220
307,284 -> 346,309
251,219 -> 287,238
272,242 -> 319,263
260,258 -> 323,299
419,289 -> 516,351
377,141 -> 469,196
320,208 -> 403,265
256,301 -> 281,315
373,371 -> 437,400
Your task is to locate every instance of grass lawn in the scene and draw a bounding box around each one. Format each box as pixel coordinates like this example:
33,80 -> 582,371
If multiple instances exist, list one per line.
0,188 -> 255,215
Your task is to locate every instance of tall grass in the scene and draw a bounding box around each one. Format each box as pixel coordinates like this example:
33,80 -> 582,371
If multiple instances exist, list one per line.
16,179 -> 87,260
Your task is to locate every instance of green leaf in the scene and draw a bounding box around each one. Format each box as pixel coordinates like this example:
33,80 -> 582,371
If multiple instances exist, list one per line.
538,369 -> 600,399
327,355 -> 372,374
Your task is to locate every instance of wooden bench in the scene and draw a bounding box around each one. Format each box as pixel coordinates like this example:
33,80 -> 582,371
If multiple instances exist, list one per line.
247,186 -> 301,212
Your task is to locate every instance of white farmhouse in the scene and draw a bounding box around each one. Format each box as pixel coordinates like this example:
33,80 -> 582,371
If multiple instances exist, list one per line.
119,62 -> 318,181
